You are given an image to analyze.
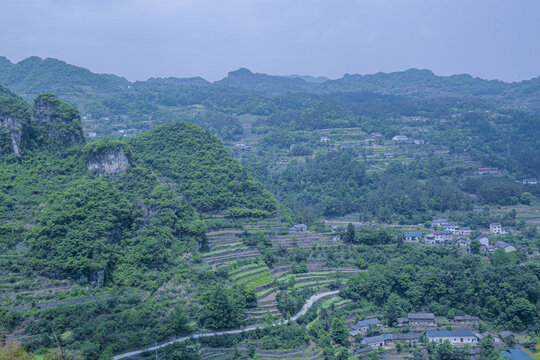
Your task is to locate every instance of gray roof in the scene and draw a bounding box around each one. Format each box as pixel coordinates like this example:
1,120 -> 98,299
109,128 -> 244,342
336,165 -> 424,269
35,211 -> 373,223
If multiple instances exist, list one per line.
494,241 -> 510,249
361,334 -> 392,344
408,312 -> 435,320
404,232 -> 422,237
427,330 -> 475,338
351,318 -> 381,329
390,333 -> 423,341
454,315 -> 479,321
500,331 -> 514,339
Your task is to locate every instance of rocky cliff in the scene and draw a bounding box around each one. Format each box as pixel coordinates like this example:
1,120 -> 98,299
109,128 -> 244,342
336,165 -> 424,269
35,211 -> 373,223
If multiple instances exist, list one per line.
0,96 -> 31,159
0,116 -> 23,158
85,140 -> 133,177
33,93 -> 85,147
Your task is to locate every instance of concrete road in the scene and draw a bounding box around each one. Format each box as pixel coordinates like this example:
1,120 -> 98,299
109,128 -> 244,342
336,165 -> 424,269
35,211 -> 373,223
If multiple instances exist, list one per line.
112,290 -> 339,360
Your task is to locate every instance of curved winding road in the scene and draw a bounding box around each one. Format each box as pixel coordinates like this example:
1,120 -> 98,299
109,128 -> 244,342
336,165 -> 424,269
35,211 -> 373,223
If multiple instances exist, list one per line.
113,290 -> 339,360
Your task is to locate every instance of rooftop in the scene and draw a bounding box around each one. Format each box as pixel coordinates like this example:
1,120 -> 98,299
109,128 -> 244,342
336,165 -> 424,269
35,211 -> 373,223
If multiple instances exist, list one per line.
351,318 -> 381,329
426,330 -> 475,337
408,312 -> 435,319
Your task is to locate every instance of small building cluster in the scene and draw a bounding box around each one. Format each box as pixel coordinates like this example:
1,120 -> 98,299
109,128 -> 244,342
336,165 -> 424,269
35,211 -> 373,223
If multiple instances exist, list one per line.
352,313 -> 515,354
402,218 -> 524,254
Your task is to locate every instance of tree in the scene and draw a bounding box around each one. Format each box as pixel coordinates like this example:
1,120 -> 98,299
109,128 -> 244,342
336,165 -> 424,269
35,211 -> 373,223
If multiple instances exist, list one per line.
470,239 -> 481,254
330,316 -> 349,346
169,305 -> 191,335
344,223 -> 356,243
479,334 -> 499,360
520,192 -> 534,205
200,284 -> 241,329
385,294 -> 406,326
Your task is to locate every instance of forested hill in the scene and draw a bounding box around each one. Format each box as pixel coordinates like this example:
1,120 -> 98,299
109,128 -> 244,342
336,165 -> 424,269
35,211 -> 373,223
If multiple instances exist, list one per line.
0,56 -> 129,104
0,87 -> 275,286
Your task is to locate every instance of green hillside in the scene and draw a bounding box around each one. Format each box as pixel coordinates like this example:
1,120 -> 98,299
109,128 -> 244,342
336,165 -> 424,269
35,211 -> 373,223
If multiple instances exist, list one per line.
129,122 -> 276,215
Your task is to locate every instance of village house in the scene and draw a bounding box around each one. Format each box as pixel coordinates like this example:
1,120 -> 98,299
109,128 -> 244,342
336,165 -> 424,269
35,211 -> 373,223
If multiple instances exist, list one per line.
522,178 -> 537,185
442,223 -> 458,233
424,233 -> 436,245
408,312 -> 435,326
490,223 -> 502,234
448,236 -> 470,252
361,334 -> 392,348
456,227 -> 471,235
234,142 -> 249,149
432,218 -> 449,228
289,224 -> 308,233
371,132 -> 383,137
320,136 -> 330,143
499,331 -> 515,343
386,333 -> 424,344
453,316 -> 479,325
403,232 -> 422,242
392,135 -> 408,141
478,234 -> 490,247
425,230 -> 452,245
427,330 -> 478,344
349,318 -> 381,336
477,167 -> 503,175
397,317 -> 409,328
414,138 -> 425,145
492,241 -> 516,253
476,332 -> 503,347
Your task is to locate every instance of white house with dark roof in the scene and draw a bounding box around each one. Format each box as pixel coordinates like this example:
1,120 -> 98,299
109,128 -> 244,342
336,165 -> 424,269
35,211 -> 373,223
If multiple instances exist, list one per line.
453,315 -> 479,324
361,334 -> 392,347
408,312 -> 435,325
392,135 -> 408,141
457,227 -> 471,235
403,232 -> 422,242
427,330 -> 477,344
492,241 -> 516,253
432,218 -> 448,227
442,223 -> 458,233
349,318 -> 381,336
522,179 -> 537,185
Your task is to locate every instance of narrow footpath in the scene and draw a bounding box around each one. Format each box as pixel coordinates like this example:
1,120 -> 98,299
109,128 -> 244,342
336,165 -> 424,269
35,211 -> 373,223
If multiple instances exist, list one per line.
113,290 -> 339,360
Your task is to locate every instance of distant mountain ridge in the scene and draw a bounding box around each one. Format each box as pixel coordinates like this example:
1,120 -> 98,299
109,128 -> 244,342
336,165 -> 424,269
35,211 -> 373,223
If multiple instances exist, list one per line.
1,56 -> 540,111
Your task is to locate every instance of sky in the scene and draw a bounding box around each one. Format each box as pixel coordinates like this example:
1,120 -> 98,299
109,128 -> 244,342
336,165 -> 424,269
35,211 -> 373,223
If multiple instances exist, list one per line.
0,0 -> 539,82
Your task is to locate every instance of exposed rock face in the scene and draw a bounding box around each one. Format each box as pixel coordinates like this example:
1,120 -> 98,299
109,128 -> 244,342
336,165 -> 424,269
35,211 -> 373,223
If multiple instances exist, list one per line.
33,94 -> 85,147
87,146 -> 132,176
0,116 -> 22,158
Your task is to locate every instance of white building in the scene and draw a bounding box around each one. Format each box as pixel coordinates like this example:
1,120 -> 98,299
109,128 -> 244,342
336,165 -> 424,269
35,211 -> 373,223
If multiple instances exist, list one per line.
490,223 -> 502,234
426,330 -> 478,344
442,223 -> 458,233
392,135 -> 408,141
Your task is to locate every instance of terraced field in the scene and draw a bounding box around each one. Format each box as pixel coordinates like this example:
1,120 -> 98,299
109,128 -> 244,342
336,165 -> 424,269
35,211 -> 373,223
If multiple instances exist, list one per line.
270,232 -> 342,248
225,262 -> 281,319
202,229 -> 260,268
277,269 -> 360,293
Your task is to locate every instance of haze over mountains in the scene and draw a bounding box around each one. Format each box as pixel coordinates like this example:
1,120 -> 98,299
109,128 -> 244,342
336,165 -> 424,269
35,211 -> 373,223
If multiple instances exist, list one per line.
1,56 -> 540,112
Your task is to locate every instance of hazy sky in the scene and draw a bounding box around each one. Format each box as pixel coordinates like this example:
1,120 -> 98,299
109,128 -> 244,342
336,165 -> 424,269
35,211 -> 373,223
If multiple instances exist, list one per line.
1,0 -> 539,82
